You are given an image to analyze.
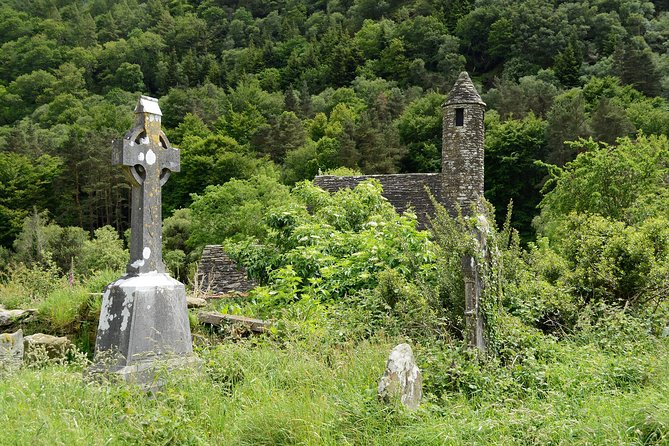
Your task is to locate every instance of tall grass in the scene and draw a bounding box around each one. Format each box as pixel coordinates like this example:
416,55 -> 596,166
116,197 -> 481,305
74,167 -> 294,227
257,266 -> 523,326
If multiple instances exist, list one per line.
1,336 -> 668,445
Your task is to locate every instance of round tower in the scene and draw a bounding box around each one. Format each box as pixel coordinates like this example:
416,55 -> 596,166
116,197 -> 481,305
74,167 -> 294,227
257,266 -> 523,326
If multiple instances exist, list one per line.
442,71 -> 486,215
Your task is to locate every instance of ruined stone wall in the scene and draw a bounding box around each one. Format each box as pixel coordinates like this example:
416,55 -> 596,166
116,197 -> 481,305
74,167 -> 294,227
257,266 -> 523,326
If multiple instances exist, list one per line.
196,245 -> 256,294
313,173 -> 444,228
441,103 -> 485,216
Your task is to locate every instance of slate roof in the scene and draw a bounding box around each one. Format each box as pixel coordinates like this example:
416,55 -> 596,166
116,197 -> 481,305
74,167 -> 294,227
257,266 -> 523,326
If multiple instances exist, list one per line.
443,71 -> 486,107
313,173 -> 445,228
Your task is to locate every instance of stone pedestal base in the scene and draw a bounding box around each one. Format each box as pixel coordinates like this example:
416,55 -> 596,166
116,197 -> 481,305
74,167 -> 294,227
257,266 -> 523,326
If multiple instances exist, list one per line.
91,272 -> 195,386
89,355 -> 201,391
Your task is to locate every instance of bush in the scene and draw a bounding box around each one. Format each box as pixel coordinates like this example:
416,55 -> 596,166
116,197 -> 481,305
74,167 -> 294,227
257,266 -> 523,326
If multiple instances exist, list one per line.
38,286 -> 90,330
0,260 -> 62,308
78,226 -> 127,276
82,269 -> 122,294
553,213 -> 669,308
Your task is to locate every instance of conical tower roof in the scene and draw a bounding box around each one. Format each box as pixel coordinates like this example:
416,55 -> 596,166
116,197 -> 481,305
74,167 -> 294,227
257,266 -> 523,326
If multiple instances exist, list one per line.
443,72 -> 485,107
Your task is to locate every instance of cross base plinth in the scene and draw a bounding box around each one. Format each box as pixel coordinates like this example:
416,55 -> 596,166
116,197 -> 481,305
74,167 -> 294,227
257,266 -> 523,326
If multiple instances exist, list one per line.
91,273 -> 197,387
88,355 -> 202,392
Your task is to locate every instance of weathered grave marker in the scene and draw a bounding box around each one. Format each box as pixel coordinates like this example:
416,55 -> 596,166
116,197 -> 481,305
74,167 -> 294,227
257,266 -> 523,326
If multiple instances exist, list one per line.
378,343 -> 422,410
0,330 -> 24,371
92,96 -> 195,383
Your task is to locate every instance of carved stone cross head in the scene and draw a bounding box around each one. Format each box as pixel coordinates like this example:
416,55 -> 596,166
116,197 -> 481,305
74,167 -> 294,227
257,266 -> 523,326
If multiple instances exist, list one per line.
113,96 -> 180,275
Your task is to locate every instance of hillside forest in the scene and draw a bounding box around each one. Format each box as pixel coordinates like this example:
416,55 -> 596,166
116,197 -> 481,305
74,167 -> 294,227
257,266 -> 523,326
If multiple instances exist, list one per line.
1,0 -> 669,444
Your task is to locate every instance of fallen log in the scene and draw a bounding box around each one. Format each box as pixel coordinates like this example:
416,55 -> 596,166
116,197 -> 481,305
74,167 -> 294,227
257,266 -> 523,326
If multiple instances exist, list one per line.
198,311 -> 270,334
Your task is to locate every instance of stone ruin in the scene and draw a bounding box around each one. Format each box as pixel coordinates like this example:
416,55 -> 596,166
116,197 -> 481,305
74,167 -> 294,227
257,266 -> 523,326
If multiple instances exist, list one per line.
198,72 -> 488,350
314,71 -> 485,226
319,71 -> 488,350
196,245 -> 256,296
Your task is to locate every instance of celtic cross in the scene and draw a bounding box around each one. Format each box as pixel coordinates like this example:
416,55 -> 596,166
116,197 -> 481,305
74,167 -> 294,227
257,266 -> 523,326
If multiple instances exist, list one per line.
112,96 -> 179,275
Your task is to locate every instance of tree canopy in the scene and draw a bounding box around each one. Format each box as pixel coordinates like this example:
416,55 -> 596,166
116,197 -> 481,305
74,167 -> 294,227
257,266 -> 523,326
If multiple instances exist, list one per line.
0,0 -> 667,244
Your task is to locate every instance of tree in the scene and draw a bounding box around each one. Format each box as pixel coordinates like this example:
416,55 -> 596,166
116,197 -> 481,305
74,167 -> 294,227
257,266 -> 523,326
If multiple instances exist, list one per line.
546,89 -> 590,166
0,153 -> 62,247
79,226 -> 128,275
163,133 -> 278,213
252,111 -> 306,162
189,175 -> 292,248
554,40 -> 582,87
589,98 -> 635,145
613,36 -> 662,97
396,93 -> 445,172
537,135 -> 669,235
484,112 -> 549,240
484,73 -> 559,120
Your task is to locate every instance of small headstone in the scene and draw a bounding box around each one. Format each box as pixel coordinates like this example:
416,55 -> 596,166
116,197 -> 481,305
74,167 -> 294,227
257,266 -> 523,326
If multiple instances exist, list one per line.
0,309 -> 37,328
24,333 -> 71,359
378,343 -> 422,410
0,330 -> 24,371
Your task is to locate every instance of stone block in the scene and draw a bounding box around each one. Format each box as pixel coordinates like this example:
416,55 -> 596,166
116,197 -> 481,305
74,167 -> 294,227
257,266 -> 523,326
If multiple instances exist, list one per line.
24,333 -> 71,358
93,272 -> 193,381
378,343 -> 422,410
0,309 -> 36,328
0,329 -> 24,370
186,296 -> 207,308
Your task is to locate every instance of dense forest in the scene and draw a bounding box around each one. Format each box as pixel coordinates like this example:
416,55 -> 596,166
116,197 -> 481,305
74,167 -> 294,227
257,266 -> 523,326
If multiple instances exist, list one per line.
2,0 -> 669,253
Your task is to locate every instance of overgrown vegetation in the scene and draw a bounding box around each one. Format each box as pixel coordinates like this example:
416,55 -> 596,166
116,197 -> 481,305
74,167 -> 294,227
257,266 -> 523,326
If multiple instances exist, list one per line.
1,0 -> 669,443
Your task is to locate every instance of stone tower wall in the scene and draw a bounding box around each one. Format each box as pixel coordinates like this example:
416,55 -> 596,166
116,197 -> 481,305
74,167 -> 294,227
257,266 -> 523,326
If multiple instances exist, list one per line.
441,103 -> 485,215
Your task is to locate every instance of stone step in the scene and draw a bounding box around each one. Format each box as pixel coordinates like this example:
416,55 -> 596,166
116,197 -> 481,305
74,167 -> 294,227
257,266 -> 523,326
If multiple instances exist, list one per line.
198,311 -> 270,334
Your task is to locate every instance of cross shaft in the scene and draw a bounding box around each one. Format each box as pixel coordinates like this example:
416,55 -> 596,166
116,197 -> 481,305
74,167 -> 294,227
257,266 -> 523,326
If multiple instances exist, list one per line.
112,96 -> 180,275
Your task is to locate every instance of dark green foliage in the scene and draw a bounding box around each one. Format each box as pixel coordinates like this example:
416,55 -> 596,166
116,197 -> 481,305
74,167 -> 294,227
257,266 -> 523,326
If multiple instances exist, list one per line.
396,92 -> 444,172
484,112 -> 548,240
554,40 -> 582,87
0,0 -> 666,253
0,153 -> 62,246
613,36 -> 662,97
546,89 -> 590,166
589,98 -> 635,144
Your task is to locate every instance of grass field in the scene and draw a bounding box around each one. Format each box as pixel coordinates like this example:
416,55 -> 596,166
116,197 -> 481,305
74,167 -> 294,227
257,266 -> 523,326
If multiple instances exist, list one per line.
1,333 -> 668,446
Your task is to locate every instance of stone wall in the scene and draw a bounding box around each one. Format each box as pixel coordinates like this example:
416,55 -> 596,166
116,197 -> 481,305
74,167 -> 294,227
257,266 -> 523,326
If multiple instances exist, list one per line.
313,173 -> 444,227
196,245 -> 256,295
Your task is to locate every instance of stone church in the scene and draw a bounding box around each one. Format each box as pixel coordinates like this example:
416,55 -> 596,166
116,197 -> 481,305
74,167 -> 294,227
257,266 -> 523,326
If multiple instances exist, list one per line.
198,72 -> 487,346
314,71 -> 485,224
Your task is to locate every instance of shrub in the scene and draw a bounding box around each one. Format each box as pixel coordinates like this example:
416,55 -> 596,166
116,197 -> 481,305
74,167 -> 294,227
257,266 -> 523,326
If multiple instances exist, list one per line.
78,226 -> 127,276
82,269 -> 122,294
0,259 -> 62,308
554,213 -> 669,308
38,286 -> 90,330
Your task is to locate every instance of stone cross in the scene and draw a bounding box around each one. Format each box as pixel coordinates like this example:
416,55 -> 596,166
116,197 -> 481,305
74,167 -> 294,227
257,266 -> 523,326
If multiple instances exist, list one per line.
93,96 -> 194,385
112,96 -> 179,275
